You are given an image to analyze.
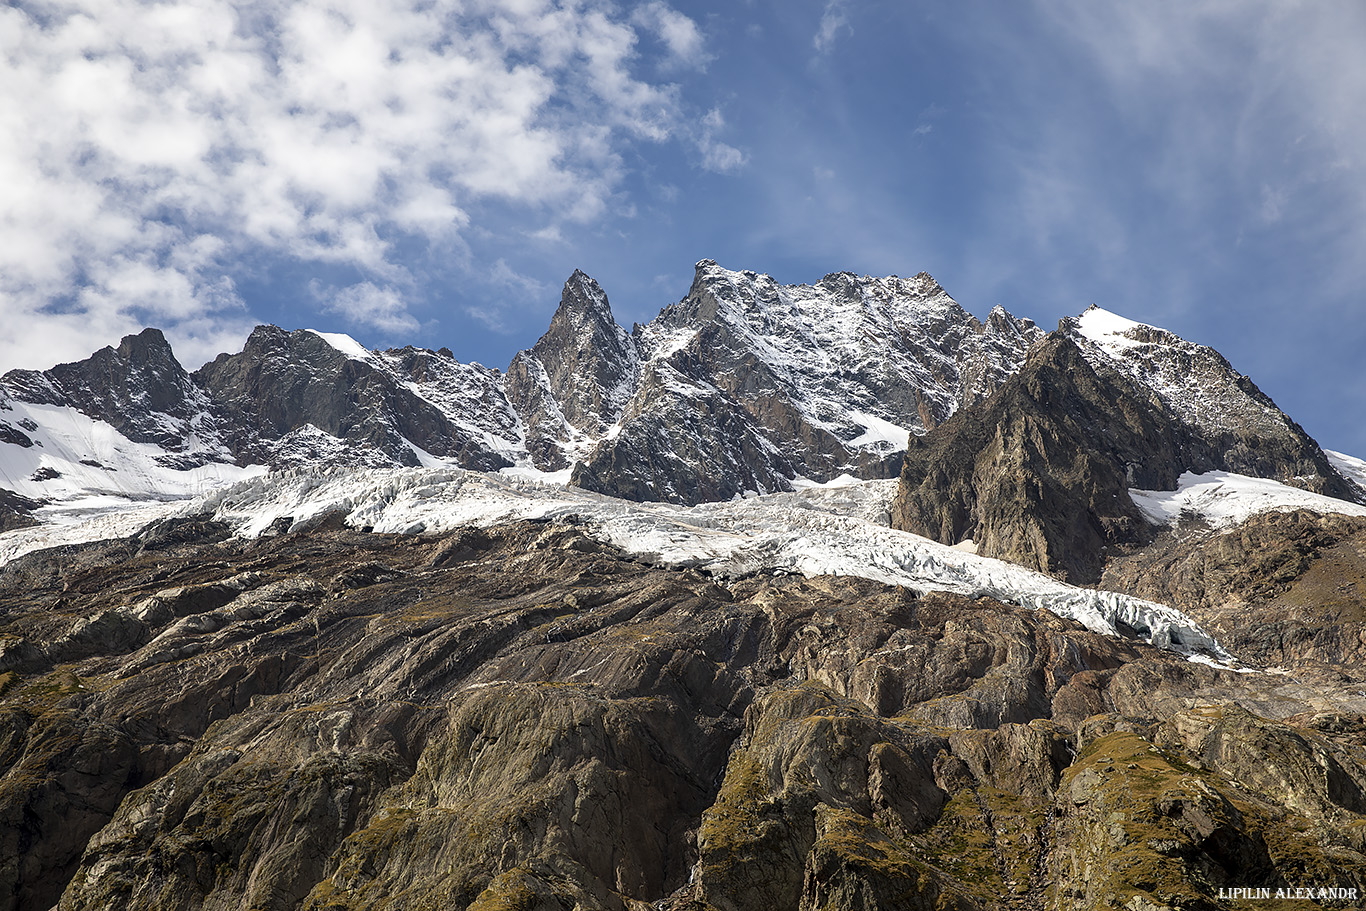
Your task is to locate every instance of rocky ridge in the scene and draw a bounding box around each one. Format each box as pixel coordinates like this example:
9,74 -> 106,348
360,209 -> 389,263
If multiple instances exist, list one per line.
576,263 -> 1045,500
505,269 -> 640,467
194,325 -> 513,472
5,261 -> 1366,909
1,261 -> 1046,513
1063,307 -> 1357,502
6,265 -> 1362,530
0,329 -> 230,469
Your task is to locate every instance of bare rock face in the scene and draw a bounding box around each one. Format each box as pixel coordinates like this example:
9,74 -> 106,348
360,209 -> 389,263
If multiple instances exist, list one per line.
1062,308 -> 1362,503
0,490 -> 38,532
1101,509 -> 1366,668
891,334 -> 1197,583
194,326 -> 510,472
505,271 -> 639,465
569,358 -> 802,503
1,520 -> 1364,911
892,325 -> 1365,585
569,261 -> 1043,503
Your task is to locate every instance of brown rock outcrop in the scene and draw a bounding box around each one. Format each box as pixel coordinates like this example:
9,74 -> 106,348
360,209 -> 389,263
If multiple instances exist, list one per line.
891,334 -> 1195,583
0,521 -> 1364,910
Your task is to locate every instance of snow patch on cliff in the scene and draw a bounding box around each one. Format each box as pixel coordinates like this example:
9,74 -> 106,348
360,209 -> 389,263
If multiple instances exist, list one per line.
1131,470 -> 1366,530
1327,450 -> 1366,492
307,330 -> 374,362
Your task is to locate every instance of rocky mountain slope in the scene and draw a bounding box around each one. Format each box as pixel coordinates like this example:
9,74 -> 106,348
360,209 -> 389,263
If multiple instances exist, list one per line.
4,515 -> 1366,911
194,325 -> 515,472
6,264 -> 1360,531
5,261 -> 1366,910
0,328 -> 224,463
891,311 -> 1363,584
566,264 -> 1043,502
1064,307 -> 1356,501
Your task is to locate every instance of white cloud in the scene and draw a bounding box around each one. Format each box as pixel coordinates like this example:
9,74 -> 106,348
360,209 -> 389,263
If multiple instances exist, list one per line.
0,0 -> 707,370
1259,184 -> 1286,224
488,258 -> 549,298
462,258 -> 551,333
813,0 -> 851,54
314,281 -> 420,335
697,107 -> 747,174
632,1 -> 710,69
528,225 -> 567,244
1024,1 -> 1366,288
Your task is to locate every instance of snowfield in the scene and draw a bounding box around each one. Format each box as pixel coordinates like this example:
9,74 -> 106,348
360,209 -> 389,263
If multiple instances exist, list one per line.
1327,450 -> 1366,493
1130,470 -> 1366,530
0,400 -> 264,506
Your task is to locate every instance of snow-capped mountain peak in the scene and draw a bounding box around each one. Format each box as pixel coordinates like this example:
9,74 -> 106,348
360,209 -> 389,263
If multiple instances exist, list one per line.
1061,305 -> 1362,503
306,329 -> 376,363
4,262 -> 1362,532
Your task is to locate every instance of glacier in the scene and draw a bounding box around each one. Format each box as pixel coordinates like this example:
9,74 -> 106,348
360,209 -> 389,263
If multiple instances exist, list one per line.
0,465 -> 1232,660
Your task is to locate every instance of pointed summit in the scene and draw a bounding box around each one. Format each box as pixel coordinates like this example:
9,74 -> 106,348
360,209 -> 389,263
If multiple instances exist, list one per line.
534,270 -> 637,409
504,270 -> 640,463
545,270 -> 624,342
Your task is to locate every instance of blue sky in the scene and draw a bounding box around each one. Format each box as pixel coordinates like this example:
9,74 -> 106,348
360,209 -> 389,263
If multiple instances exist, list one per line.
4,1 -> 1366,455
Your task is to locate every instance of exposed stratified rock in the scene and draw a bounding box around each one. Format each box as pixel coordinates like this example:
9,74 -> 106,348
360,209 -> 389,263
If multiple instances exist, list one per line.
0,520 -> 1363,911
1101,509 -> 1366,668
194,327 -> 511,472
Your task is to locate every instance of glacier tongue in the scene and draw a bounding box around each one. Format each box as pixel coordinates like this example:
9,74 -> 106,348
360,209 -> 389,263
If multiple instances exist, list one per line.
173,466 -> 1228,659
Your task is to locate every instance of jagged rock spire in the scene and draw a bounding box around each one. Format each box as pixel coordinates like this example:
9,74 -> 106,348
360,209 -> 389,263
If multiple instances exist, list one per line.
505,270 -> 640,463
